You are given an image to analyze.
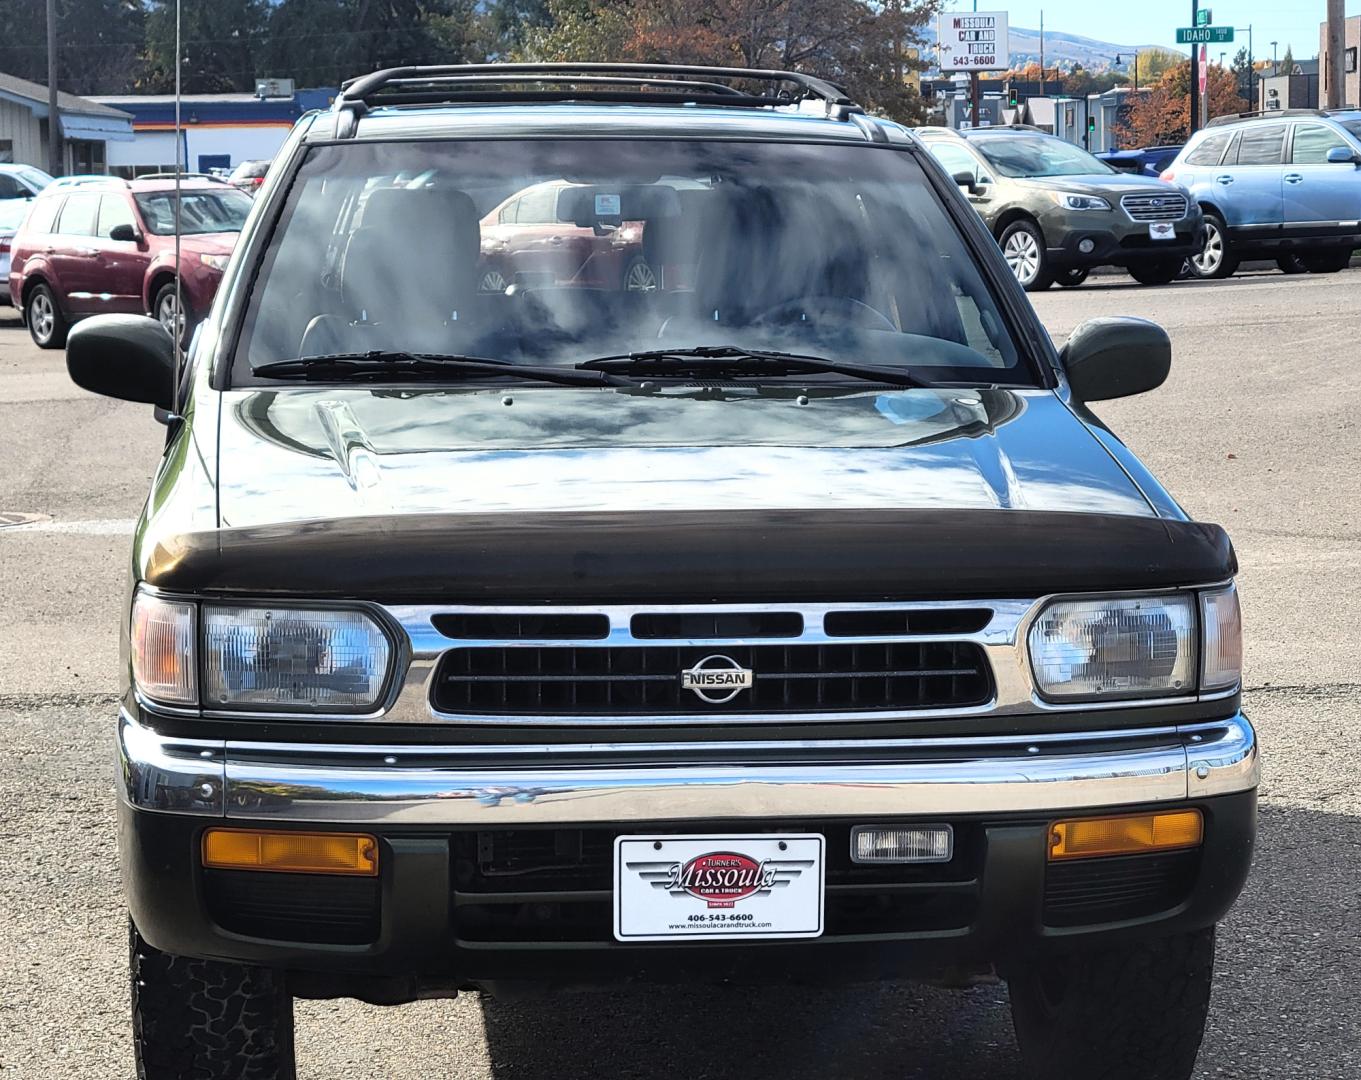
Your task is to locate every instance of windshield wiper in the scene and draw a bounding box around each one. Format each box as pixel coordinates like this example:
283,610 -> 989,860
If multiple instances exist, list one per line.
254,351 -> 628,387
577,345 -> 927,388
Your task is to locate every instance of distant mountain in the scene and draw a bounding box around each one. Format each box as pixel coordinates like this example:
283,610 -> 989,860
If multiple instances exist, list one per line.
920,24 -> 1181,72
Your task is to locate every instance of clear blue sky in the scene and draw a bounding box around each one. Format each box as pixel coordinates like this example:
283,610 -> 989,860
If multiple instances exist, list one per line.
939,1 -> 1357,62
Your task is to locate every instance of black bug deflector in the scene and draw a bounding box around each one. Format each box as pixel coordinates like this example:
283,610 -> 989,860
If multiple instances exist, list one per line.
140,509 -> 1235,604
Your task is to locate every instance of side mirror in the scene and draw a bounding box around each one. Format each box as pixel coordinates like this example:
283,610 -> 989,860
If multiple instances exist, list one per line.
66,314 -> 175,411
1326,145 -> 1359,164
951,170 -> 981,195
108,222 -> 143,243
1061,316 -> 1171,404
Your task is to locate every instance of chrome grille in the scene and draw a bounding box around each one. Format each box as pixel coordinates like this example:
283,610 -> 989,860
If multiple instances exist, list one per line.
432,641 -> 992,717
1121,192 -> 1188,222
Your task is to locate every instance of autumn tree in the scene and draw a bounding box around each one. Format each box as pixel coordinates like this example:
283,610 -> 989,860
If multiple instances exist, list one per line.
1116,61 -> 1248,148
523,0 -> 940,124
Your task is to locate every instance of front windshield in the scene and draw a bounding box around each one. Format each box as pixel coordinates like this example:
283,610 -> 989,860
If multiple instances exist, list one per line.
972,135 -> 1115,178
134,188 -> 253,235
234,138 -> 1027,384
16,166 -> 55,191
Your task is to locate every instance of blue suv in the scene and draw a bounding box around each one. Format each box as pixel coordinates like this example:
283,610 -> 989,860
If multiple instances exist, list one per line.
1165,109 -> 1361,278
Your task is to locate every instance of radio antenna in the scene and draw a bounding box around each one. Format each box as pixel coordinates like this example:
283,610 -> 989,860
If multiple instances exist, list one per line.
171,0 -> 183,411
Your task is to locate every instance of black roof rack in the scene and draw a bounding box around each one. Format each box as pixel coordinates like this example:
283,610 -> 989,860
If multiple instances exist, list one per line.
333,63 -> 861,135
1206,106 -> 1360,127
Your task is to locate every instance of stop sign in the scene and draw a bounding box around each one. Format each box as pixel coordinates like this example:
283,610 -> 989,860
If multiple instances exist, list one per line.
1199,45 -> 1208,93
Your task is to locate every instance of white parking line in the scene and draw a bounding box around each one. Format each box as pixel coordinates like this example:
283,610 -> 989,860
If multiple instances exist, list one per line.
2,518 -> 137,535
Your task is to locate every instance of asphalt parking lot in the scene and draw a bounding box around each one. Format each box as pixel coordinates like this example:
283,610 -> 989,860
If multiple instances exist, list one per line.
1,270 -> 1358,1079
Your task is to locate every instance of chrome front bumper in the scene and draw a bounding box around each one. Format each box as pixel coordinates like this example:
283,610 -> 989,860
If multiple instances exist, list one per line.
118,711 -> 1257,826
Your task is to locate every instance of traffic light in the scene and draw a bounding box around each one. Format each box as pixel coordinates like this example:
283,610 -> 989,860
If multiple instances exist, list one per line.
1088,116 -> 1096,134
1008,85 -> 1019,107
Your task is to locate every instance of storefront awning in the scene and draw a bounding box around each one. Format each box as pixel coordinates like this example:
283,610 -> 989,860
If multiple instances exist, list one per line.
60,115 -> 134,142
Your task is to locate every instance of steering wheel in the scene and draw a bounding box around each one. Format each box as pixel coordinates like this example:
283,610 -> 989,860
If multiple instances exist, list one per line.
753,295 -> 897,333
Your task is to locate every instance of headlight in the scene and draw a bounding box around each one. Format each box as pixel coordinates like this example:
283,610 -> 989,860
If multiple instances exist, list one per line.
130,592 -> 197,706
1029,594 -> 1197,702
1048,191 -> 1111,211
199,253 -> 230,271
202,605 -> 393,712
1199,583 -> 1242,691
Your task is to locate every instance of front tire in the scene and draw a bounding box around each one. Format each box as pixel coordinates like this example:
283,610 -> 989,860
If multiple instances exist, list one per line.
1128,258 -> 1183,286
1009,927 -> 1215,1080
1276,254 -> 1308,274
999,220 -> 1052,291
1054,267 -> 1089,288
1301,248 -> 1352,274
130,921 -> 296,1080
1188,212 -> 1238,279
25,283 -> 68,349
153,281 -> 192,347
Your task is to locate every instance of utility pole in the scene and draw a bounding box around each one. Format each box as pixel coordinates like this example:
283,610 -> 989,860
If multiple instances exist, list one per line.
1039,10 -> 1045,89
45,0 -> 61,176
1326,0 -> 1345,109
1190,0 -> 1200,136
968,0 -> 981,131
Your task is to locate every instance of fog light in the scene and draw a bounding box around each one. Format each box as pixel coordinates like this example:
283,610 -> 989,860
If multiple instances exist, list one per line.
202,828 -> 379,876
851,825 -> 953,864
1078,238 -> 1096,254
1048,810 -> 1203,861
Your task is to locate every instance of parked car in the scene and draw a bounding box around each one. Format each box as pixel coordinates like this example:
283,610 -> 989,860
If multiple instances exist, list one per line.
1096,145 -> 1184,177
918,126 -> 1204,290
1164,108 -> 1361,279
64,63 -> 1253,1080
7,175 -> 252,348
228,158 -> 272,194
477,179 -> 678,293
0,163 -> 55,303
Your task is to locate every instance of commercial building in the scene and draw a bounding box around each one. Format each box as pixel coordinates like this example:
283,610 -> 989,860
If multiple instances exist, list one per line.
1319,17 -> 1361,107
90,88 -> 335,177
0,71 -> 133,173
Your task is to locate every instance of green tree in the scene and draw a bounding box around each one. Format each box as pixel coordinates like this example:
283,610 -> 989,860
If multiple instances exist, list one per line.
259,1 -> 484,90
1134,46 -> 1184,84
1230,46 -> 1252,101
1279,44 -> 1294,76
0,0 -> 145,95
143,0 -> 268,93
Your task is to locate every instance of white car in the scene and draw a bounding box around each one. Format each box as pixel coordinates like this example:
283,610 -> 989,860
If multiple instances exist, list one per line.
0,164 -> 55,304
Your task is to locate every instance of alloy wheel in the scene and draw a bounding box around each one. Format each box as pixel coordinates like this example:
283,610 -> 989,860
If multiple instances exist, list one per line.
624,259 -> 658,292
1003,230 -> 1041,286
157,290 -> 184,339
30,291 -> 54,344
1192,222 -> 1223,275
479,270 -> 508,293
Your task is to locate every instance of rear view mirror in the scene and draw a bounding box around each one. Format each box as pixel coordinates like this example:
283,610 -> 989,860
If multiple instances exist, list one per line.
952,170 -> 980,194
108,223 -> 142,243
1326,145 -> 1359,164
66,314 -> 175,411
1061,317 -> 1171,404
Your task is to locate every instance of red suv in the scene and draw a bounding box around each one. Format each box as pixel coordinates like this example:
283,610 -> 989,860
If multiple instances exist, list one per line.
7,175 -> 252,349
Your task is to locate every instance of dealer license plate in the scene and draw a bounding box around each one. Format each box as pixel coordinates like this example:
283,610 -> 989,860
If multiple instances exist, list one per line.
613,834 -> 825,942
1149,222 -> 1177,241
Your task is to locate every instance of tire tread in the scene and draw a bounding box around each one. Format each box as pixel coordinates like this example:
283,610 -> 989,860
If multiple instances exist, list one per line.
130,923 -> 296,1080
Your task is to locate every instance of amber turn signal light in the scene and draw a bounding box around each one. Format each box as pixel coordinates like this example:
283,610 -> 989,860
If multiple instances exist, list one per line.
1048,810 -> 1203,861
202,828 -> 379,876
